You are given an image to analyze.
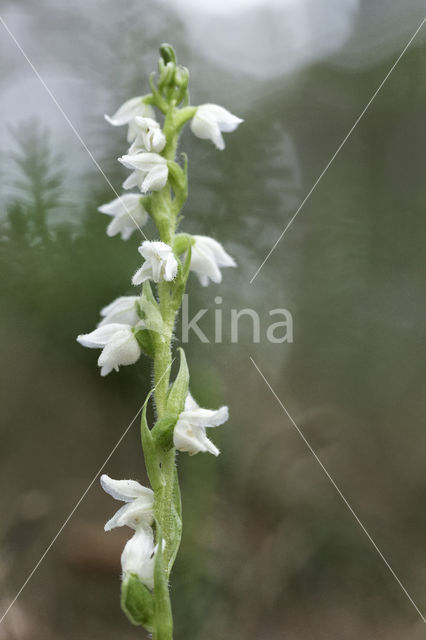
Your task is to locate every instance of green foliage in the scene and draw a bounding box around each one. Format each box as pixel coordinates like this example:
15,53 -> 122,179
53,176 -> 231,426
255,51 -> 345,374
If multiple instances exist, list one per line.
152,414 -> 178,451
121,574 -> 154,629
8,119 -> 64,246
153,529 -> 173,640
166,348 -> 189,415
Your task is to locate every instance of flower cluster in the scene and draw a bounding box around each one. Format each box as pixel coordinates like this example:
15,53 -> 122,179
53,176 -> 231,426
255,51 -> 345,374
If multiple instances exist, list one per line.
100,475 -> 157,588
76,45 -> 242,635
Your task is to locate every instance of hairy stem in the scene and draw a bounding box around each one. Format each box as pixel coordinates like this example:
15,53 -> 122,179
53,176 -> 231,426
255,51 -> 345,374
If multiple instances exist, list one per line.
150,100 -> 190,640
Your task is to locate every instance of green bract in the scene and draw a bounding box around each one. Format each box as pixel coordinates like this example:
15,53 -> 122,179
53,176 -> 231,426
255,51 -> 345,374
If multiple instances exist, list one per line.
121,574 -> 154,629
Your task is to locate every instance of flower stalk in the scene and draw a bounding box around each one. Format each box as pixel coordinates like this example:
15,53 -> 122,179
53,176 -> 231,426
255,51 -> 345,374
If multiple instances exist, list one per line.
77,43 -> 243,639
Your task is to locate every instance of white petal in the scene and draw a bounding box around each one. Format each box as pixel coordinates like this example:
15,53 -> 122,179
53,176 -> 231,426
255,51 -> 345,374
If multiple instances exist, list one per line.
191,104 -> 243,149
150,128 -> 166,153
135,241 -> 177,283
76,323 -> 129,348
201,104 -> 243,132
198,273 -> 210,287
184,393 -> 199,411
174,394 -> 227,456
141,164 -> 168,193
132,262 -> 152,285
106,215 -> 134,240
98,296 -> 140,327
104,97 -> 154,126
132,117 -> 166,153
98,194 -> 141,217
122,171 -> 140,190
99,194 -> 148,240
191,110 -> 224,149
189,236 -> 236,285
190,244 -> 222,284
173,420 -> 220,456
119,152 -> 166,172
104,498 -> 154,531
180,406 -> 229,428
100,296 -> 138,317
121,527 -> 155,589
100,363 -> 113,377
100,474 -> 153,502
194,236 -> 236,267
97,328 -> 141,372
163,252 -> 178,281
133,116 -> 160,130
139,240 -> 171,260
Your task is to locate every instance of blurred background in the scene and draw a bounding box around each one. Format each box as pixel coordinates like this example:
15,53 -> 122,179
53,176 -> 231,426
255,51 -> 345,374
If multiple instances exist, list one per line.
0,0 -> 425,638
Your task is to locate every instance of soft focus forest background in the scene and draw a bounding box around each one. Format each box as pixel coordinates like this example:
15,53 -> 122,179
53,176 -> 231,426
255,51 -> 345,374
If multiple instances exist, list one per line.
0,1 -> 425,639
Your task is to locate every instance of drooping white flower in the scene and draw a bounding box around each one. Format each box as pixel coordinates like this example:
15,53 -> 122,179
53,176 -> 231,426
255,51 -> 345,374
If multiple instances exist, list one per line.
132,241 -> 178,285
98,194 -> 148,240
105,97 -> 155,142
119,152 -> 168,193
77,323 -> 142,376
121,527 -> 156,589
100,475 -> 154,531
98,296 -> 140,327
173,393 -> 229,456
190,104 -> 243,150
128,117 -> 166,154
188,235 -> 236,286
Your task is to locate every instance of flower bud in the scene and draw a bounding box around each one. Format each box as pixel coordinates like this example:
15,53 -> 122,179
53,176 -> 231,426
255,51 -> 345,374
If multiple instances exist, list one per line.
159,43 -> 177,65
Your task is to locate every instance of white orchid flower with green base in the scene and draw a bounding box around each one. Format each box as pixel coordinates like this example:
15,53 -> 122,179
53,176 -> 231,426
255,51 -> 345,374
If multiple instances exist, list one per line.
173,393 -> 229,456
98,194 -> 149,240
100,475 -> 154,531
190,103 -> 243,150
98,296 -> 140,327
132,241 -> 178,285
105,96 -> 155,142
77,323 -> 142,376
77,44 -> 242,637
119,152 -> 168,193
189,235 -> 236,286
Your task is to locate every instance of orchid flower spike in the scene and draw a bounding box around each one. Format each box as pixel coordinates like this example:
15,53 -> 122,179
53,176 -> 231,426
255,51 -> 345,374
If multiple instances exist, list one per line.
173,393 -> 229,456
119,152 -> 168,193
98,194 -> 148,240
121,527 -> 156,590
77,323 -> 142,376
98,296 -> 140,327
188,235 -> 236,286
129,117 -> 166,154
100,475 -> 154,531
105,96 -> 155,142
190,104 -> 243,150
133,241 -> 178,285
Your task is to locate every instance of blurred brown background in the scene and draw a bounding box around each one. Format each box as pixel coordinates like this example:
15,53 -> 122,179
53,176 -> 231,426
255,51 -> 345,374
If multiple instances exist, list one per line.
0,1 -> 425,638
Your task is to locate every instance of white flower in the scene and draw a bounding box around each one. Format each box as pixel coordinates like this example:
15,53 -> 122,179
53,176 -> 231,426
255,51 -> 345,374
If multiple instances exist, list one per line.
132,241 -> 178,285
100,474 -> 154,531
119,152 -> 168,193
128,117 -> 166,154
188,235 -> 236,286
190,104 -> 243,150
121,527 -> 156,589
105,96 -> 155,142
173,393 -> 229,456
98,194 -> 148,240
77,323 -> 142,376
98,296 -> 140,327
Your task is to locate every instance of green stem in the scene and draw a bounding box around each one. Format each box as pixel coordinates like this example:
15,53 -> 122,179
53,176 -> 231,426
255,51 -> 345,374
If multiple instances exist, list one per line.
149,99 -> 190,640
